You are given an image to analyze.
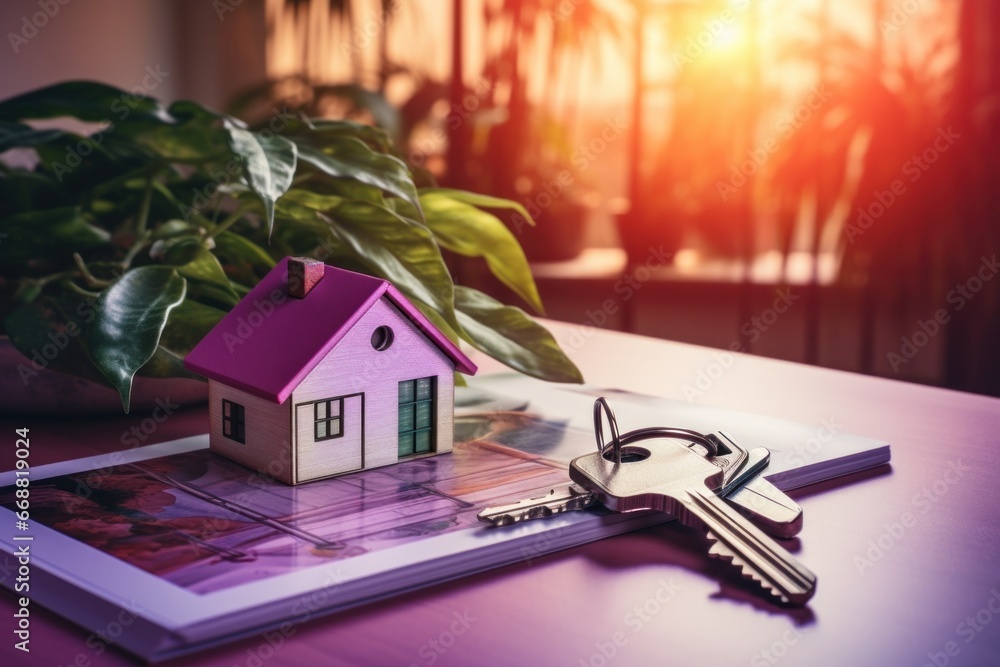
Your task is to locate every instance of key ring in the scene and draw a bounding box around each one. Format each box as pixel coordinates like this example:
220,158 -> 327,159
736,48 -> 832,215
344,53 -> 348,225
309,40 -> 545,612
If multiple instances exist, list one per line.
593,397 -> 720,464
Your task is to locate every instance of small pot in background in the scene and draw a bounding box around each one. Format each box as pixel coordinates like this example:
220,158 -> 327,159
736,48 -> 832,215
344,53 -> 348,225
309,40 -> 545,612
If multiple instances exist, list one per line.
614,211 -> 683,268
511,198 -> 592,263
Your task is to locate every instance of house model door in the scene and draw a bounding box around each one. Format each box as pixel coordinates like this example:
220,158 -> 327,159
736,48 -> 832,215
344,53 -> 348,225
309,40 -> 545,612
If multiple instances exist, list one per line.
295,393 -> 364,481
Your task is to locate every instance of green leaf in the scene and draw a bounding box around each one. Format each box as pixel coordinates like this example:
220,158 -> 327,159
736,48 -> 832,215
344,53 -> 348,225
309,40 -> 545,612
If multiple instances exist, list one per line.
224,122 -> 297,237
0,207 -> 111,271
87,266 -> 187,412
151,219 -> 196,240
320,200 -> 458,328
213,230 -> 276,270
134,122 -> 227,161
299,173 -> 388,206
12,281 -> 43,307
293,118 -> 396,154
420,189 -> 544,314
453,286 -> 583,383
429,188 -> 536,226
167,100 -> 225,125
131,99 -> 228,161
275,197 -> 331,236
296,137 -> 421,217
163,238 -> 239,305
0,80 -> 175,125
281,188 -> 345,211
0,120 -> 71,152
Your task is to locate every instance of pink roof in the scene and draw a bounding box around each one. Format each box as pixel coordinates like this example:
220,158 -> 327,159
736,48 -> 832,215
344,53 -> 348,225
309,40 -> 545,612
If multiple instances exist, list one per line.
184,258 -> 477,403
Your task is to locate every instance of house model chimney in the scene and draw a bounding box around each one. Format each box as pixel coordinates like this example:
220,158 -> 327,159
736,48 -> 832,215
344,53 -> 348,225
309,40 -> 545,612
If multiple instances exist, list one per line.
288,257 -> 324,298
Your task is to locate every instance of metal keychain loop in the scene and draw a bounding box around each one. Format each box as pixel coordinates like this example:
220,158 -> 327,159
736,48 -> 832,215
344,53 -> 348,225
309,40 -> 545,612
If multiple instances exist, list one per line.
593,398 -> 720,463
593,397 -> 622,461
619,426 -> 720,457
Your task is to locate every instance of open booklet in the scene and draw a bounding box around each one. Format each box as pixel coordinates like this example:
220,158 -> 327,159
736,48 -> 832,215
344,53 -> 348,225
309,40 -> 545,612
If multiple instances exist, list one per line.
0,375 -> 890,662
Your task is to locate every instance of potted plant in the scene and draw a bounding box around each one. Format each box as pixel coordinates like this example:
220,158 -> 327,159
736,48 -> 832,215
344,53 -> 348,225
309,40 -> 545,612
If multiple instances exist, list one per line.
0,81 -> 582,414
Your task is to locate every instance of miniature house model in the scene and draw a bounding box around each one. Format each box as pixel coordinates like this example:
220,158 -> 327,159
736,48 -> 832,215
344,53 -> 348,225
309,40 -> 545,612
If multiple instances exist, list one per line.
184,257 -> 477,485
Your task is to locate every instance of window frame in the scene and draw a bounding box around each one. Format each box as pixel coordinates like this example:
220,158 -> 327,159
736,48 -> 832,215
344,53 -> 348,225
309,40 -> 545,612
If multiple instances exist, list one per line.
398,376 -> 436,458
222,399 -> 246,444
314,397 -> 345,442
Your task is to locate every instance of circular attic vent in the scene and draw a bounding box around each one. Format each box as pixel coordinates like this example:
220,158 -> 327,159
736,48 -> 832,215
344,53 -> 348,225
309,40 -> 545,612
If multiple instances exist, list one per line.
371,325 -> 394,351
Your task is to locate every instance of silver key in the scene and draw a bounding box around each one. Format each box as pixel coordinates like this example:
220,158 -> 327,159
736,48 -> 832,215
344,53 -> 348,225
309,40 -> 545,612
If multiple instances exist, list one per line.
477,484 -> 595,526
478,401 -> 799,535
594,399 -> 802,538
478,440 -> 781,529
707,433 -> 804,537
478,441 -> 802,538
569,440 -> 817,605
727,475 -> 803,538
704,432 -> 755,496
477,440 -> 758,527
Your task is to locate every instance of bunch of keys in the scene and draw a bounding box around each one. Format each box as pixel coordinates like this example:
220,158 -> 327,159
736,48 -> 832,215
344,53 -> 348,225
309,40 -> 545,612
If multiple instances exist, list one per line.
478,398 -> 817,605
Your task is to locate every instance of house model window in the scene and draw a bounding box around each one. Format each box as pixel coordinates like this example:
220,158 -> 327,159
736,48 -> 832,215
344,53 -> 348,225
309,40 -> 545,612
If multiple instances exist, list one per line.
315,398 -> 344,441
222,400 -> 246,444
398,377 -> 435,457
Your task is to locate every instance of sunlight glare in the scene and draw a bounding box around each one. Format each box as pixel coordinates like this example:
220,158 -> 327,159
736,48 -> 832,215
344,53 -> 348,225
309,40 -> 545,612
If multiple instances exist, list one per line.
713,23 -> 745,51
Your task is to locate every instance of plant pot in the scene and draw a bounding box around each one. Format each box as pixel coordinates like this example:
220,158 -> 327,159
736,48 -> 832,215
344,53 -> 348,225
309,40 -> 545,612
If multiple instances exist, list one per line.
0,336 -> 208,416
514,199 -> 591,263
614,211 -> 683,267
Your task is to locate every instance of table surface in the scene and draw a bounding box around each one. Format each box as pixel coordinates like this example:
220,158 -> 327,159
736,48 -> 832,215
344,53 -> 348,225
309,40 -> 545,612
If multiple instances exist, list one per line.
2,320 -> 1000,667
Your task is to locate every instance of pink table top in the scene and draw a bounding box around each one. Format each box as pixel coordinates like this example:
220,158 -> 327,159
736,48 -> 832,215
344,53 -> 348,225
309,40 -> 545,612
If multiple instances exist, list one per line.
3,320 -> 1000,666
